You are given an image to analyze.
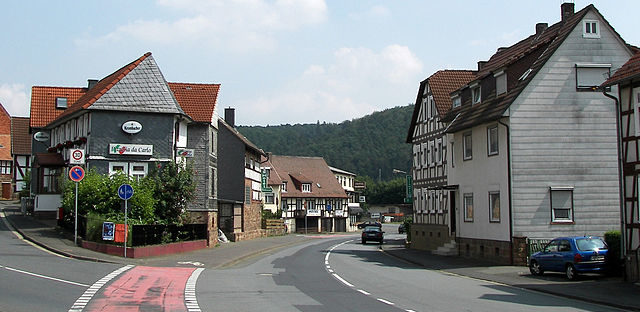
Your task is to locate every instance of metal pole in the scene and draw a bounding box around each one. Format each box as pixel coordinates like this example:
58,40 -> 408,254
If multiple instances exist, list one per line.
124,199 -> 128,258
74,182 -> 78,245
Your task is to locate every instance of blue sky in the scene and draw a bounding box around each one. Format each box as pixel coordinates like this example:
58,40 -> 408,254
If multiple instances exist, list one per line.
1,1 -> 638,126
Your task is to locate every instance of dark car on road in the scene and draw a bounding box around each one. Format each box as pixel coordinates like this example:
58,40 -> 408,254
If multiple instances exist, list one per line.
357,221 -> 381,229
529,236 -> 608,280
398,223 -> 406,234
361,226 -> 384,244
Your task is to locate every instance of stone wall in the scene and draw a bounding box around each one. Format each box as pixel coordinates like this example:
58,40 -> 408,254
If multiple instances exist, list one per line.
410,223 -> 453,251
186,210 -> 218,246
458,237 -> 512,265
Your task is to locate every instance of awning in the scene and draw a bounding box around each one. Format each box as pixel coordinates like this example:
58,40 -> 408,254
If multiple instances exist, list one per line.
34,153 -> 65,167
348,203 -> 364,214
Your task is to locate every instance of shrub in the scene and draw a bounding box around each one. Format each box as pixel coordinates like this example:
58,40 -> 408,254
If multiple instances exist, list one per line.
604,230 -> 622,275
403,217 -> 412,242
148,160 -> 195,224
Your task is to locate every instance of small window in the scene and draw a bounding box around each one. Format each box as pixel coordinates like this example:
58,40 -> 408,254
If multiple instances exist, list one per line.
452,95 -> 462,108
495,72 -> 507,95
265,192 -> 275,204
463,132 -> 472,160
487,126 -> 498,156
583,20 -> 600,38
472,86 -> 481,104
56,97 -> 67,109
302,183 -> 311,193
282,181 -> 287,192
550,187 -> 574,223
464,193 -> 474,222
489,191 -> 500,222
576,63 -> 610,91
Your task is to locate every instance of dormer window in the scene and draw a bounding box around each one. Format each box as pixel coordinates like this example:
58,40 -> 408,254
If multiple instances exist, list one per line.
302,183 -> 311,193
452,95 -> 461,108
494,70 -> 507,95
583,20 -> 600,38
56,97 -> 67,109
282,181 -> 287,192
471,85 -> 481,104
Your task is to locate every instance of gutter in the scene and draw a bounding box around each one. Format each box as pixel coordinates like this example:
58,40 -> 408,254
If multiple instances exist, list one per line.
497,118 -> 514,265
601,87 -> 627,263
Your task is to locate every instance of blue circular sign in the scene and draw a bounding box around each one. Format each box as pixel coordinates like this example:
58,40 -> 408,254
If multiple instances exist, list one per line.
118,184 -> 134,200
69,166 -> 85,182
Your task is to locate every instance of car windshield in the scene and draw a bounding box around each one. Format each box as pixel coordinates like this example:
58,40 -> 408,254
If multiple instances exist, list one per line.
576,238 -> 607,251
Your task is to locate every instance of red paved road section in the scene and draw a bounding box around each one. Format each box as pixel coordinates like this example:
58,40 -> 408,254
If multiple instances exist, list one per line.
87,266 -> 196,311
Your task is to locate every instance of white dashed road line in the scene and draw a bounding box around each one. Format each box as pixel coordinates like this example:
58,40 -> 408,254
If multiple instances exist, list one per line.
325,240 -> 416,311
185,268 -> 204,312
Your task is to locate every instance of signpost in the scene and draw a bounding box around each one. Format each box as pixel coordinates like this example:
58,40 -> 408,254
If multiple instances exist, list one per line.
118,184 -> 133,258
69,166 -> 85,245
69,149 -> 85,165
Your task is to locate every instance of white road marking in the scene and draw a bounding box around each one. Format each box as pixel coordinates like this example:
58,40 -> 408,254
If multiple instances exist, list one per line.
2,265 -> 89,287
357,289 -> 370,295
185,268 -> 204,312
332,273 -> 354,287
68,265 -> 134,312
377,298 -> 395,305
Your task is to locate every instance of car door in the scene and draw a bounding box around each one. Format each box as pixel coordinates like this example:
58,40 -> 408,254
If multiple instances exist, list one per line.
537,240 -> 560,271
554,239 -> 573,270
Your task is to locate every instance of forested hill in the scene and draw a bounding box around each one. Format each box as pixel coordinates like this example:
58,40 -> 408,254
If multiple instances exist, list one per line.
237,105 -> 414,181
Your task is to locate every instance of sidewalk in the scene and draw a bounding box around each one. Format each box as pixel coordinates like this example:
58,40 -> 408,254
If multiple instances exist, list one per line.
381,238 -> 640,311
2,199 -> 639,310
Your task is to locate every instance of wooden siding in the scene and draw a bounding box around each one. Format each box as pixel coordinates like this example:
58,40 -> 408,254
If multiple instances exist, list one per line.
509,12 -> 630,239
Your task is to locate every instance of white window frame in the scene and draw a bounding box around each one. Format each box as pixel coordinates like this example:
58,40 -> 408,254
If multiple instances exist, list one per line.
550,186 -> 574,223
452,95 -> 462,108
487,126 -> 499,156
471,86 -> 481,104
583,20 -> 600,38
463,193 -> 474,222
463,132 -> 472,160
282,181 -> 287,192
495,71 -> 507,95
130,163 -> 148,181
56,97 -> 67,109
109,162 -> 128,176
302,183 -> 311,193
575,63 -> 611,91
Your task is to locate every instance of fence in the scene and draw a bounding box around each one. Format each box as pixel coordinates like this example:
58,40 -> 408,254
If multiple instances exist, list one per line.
526,238 -> 551,262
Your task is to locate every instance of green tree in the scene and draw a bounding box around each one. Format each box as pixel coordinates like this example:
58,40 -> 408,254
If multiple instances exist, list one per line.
149,160 -> 196,224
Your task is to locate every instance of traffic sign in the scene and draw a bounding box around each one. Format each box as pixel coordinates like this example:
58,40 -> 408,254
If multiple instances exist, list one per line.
69,149 -> 85,165
69,166 -> 85,182
118,184 -> 134,200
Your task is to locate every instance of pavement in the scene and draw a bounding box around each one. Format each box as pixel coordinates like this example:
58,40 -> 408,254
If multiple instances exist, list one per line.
1,199 -> 639,311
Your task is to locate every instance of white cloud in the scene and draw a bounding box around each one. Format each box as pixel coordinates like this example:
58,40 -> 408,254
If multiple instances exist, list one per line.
77,0 -> 328,53
0,84 -> 29,117
235,45 -> 423,125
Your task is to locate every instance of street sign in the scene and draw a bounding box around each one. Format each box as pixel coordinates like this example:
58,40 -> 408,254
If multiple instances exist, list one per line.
118,184 -> 134,200
69,166 -> 85,182
69,149 -> 85,165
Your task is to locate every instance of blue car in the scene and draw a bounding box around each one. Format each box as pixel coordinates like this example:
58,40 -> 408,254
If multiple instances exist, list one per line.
529,236 -> 608,280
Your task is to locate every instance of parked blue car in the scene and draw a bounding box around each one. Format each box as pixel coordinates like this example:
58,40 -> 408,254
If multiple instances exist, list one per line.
529,236 -> 608,280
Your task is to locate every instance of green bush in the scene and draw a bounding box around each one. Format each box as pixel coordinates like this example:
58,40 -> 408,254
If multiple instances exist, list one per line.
403,217 -> 412,242
148,160 -> 195,224
604,230 -> 622,275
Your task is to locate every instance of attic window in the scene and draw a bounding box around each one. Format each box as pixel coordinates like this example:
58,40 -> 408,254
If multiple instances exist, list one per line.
519,69 -> 532,81
302,183 -> 311,193
56,97 -> 68,109
452,95 -> 462,108
575,63 -> 610,91
583,20 -> 600,38
494,71 -> 507,95
471,86 -> 481,105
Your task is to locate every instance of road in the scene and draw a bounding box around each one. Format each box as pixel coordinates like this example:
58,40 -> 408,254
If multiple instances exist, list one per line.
0,220 -> 628,311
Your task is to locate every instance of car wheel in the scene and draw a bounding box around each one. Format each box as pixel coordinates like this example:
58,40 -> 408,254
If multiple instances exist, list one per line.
529,260 -> 543,276
566,264 -> 578,280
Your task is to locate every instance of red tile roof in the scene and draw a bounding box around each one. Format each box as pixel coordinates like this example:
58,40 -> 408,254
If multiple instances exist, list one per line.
168,82 -> 220,123
53,52 -> 152,123
266,155 -> 347,199
602,52 -> 640,86
11,117 -> 31,155
29,87 -> 85,128
0,102 -> 10,135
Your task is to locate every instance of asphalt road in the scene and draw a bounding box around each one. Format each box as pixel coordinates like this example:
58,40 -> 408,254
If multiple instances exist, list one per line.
0,218 -> 630,311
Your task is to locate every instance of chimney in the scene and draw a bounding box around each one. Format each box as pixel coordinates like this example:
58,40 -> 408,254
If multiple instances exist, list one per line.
87,79 -> 98,89
478,61 -> 488,71
536,23 -> 548,35
561,2 -> 574,22
225,107 -> 235,128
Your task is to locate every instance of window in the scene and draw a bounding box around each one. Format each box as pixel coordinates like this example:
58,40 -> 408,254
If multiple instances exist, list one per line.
109,162 -> 127,176
487,126 -> 498,156
210,130 -> 216,155
302,183 -> 311,193
550,187 -> 574,223
575,63 -> 610,91
0,160 -> 12,175
437,138 -> 443,164
56,97 -> 67,109
452,95 -> 462,108
463,132 -> 472,160
464,193 -> 474,222
210,167 -> 216,198
472,86 -> 481,104
489,191 -> 500,222
450,142 -> 455,168
40,167 -> 61,193
634,88 -> 640,137
282,181 -> 287,192
495,72 -> 507,95
583,20 -> 600,38
265,192 -> 275,204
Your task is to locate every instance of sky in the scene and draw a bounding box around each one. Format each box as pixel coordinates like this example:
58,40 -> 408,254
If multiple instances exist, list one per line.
1,1 -> 638,126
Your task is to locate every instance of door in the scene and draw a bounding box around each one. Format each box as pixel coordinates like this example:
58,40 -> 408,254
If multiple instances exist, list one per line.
321,218 -> 333,232
2,182 -> 11,199
449,190 -> 456,234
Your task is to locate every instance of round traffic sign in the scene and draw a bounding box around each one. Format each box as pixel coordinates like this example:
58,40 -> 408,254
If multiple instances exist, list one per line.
72,149 -> 83,161
118,184 -> 134,200
69,166 -> 85,182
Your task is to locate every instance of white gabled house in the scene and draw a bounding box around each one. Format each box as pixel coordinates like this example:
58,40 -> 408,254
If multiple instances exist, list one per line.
441,3 -> 634,264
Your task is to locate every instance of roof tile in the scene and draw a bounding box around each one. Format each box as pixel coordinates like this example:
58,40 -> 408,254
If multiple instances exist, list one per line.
169,82 -> 220,123
266,155 -> 348,199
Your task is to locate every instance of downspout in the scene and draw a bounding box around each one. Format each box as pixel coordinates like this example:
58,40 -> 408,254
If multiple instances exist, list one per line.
497,118 -> 514,265
602,88 -> 627,266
